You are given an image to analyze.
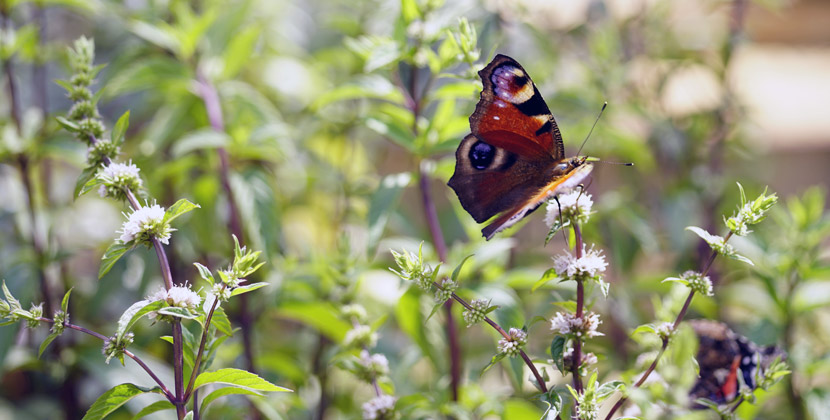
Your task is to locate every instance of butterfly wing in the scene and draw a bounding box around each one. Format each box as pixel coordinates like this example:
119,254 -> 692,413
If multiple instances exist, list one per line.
471,54 -> 565,160
448,54 -> 591,240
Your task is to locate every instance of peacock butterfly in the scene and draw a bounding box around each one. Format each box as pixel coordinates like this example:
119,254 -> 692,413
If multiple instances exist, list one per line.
690,319 -> 785,406
448,54 -> 593,240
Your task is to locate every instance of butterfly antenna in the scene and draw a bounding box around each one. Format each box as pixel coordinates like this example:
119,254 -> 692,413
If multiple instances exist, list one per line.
576,102 -> 607,157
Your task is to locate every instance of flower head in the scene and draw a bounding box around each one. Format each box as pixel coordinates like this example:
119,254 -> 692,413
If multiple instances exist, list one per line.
344,324 -> 378,349
146,284 -> 201,321
497,327 -> 528,357
390,244 -> 437,291
546,190 -> 593,228
118,204 -> 173,246
462,298 -> 491,328
553,245 -> 607,281
362,395 -> 397,420
551,312 -> 603,338
434,278 -> 457,304
357,350 -> 390,380
556,346 -> 598,373
98,161 -> 142,199
102,332 -> 134,364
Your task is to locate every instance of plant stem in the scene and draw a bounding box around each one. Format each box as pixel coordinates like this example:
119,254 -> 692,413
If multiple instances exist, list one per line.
195,70 -> 259,379
37,317 -> 175,401
184,288 -> 223,401
572,224 -> 585,395
604,232 -> 734,419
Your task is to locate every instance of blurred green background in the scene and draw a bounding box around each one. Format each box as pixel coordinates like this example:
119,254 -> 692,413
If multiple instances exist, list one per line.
1,0 -> 829,418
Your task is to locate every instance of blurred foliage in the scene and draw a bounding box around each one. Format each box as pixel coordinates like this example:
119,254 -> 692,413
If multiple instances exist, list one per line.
0,0 -> 827,418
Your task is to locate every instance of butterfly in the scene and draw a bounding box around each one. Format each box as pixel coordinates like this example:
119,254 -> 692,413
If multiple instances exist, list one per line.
689,319 -> 785,406
447,54 -> 594,240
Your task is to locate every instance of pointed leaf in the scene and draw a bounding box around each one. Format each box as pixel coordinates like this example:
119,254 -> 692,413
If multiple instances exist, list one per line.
229,282 -> 268,297
116,300 -> 167,341
193,368 -> 291,392
74,166 -> 99,198
157,307 -> 198,319
451,255 -> 474,282
38,332 -> 60,358
550,335 -> 566,375
112,111 -> 130,146
131,400 -> 175,419
164,199 -> 200,224
100,242 -> 132,279
200,387 -> 262,414
81,383 -> 163,420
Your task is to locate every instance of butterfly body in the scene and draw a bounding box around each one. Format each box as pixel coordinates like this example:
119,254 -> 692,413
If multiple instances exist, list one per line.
448,54 -> 593,240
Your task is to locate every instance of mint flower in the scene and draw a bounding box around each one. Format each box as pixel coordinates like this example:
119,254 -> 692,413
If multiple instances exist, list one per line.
497,328 -> 528,357
434,278 -> 457,304
146,284 -> 201,321
390,244 -> 439,291
359,350 -> 390,379
546,190 -> 594,227
102,332 -> 134,364
664,270 -> 713,296
362,395 -> 397,420
462,298 -> 490,327
98,161 -> 142,200
553,245 -> 608,280
344,324 -> 377,349
118,204 -> 174,246
551,312 -> 603,338
725,183 -> 778,236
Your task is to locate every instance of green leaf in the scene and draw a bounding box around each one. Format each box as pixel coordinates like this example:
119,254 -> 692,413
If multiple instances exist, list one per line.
532,268 -> 559,292
131,400 -> 175,419
171,129 -> 231,157
116,300 -> 167,341
596,380 -> 625,401
550,336 -> 566,375
210,306 -> 233,337
99,242 -> 132,279
81,383 -> 163,420
60,288 -> 73,312
74,166 -> 99,198
79,174 -> 104,197
540,390 -> 563,420
725,251 -> 755,266
424,301 -> 445,323
631,324 -> 657,336
551,301 -> 577,312
163,199 -> 200,224
38,332 -> 60,358
56,116 -> 80,132
367,172 -> 411,257
112,111 -> 130,146
129,20 -> 181,55
193,368 -> 291,392
157,307 -> 198,319
482,353 -> 506,374
365,116 -> 415,153
451,255 -> 474,282
222,26 -> 260,79
229,282 -> 268,297
200,387 -> 262,414
275,302 -> 350,342
193,263 -> 214,284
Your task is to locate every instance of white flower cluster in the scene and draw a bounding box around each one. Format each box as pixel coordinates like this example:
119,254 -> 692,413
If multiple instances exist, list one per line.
362,395 -> 396,420
462,298 -> 489,328
681,270 -> 713,296
359,350 -> 390,377
342,304 -> 368,323
552,245 -> 608,280
97,161 -> 142,198
656,321 -> 675,341
545,190 -> 594,228
550,311 -> 603,338
497,327 -> 528,357
146,284 -> 201,320
118,204 -> 173,245
344,324 -> 378,349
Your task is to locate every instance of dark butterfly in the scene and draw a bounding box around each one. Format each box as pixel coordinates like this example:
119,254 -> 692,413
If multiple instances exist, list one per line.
690,319 -> 785,406
447,54 -> 593,240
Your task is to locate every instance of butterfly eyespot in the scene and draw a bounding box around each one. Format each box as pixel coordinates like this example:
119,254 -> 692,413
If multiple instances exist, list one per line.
469,141 -> 495,170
